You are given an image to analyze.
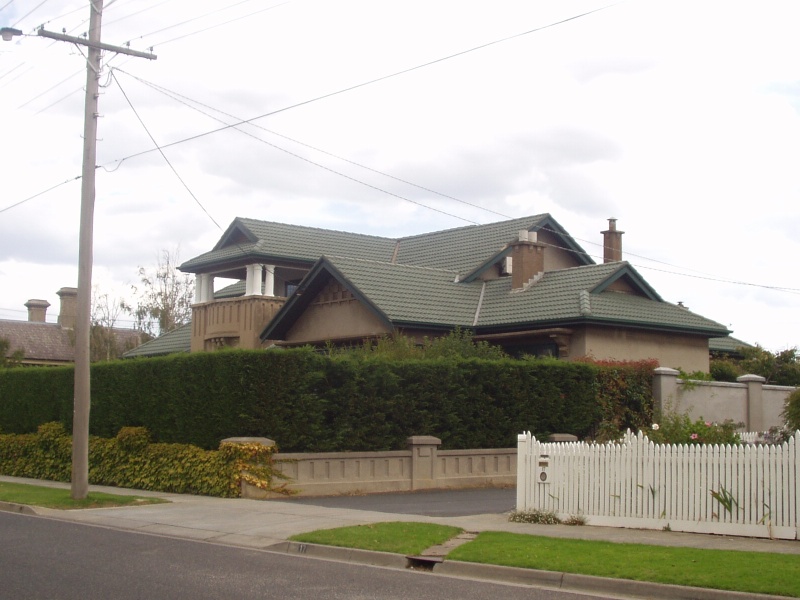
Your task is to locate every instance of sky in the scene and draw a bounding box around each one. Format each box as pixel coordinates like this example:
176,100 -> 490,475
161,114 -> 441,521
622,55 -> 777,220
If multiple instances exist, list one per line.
1,0 -> 798,351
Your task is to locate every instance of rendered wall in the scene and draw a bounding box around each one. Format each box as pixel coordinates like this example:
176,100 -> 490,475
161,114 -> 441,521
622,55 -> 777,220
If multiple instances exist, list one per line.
191,296 -> 285,351
653,368 -> 795,431
284,280 -> 391,344
241,437 -> 516,498
571,325 -> 710,372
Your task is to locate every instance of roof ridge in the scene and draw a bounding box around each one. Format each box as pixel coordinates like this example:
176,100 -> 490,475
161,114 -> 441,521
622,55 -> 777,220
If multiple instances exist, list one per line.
324,254 -> 460,275
396,213 -> 550,242
237,217 -> 396,242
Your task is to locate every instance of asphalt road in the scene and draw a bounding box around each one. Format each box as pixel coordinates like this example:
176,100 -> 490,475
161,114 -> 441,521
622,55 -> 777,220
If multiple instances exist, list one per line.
273,487 -> 518,516
1,511 -> 607,600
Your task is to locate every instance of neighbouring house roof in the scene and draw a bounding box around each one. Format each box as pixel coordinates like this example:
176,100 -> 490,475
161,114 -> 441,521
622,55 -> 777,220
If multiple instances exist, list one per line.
709,336 -> 753,356
123,323 -> 192,358
0,319 -> 144,365
261,256 -> 731,341
0,319 -> 74,365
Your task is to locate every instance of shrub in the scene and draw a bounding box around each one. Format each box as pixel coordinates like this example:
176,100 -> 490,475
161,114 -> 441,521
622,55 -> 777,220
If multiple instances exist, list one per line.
710,359 -> 741,383
0,425 -> 290,498
582,359 -> 658,441
646,410 -> 742,445
783,388 -> 800,432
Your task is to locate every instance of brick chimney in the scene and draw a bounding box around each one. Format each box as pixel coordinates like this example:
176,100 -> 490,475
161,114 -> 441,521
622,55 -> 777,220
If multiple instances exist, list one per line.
57,287 -> 78,329
601,218 -> 624,263
510,230 -> 545,290
24,299 -> 50,323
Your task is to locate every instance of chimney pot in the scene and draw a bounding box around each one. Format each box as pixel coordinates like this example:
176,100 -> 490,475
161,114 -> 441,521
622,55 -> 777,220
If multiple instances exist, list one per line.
24,299 -> 50,323
57,287 -> 78,329
601,218 -> 624,263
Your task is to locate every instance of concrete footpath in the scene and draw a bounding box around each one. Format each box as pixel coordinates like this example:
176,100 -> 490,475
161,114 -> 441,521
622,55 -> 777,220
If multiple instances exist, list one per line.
2,476 -> 798,600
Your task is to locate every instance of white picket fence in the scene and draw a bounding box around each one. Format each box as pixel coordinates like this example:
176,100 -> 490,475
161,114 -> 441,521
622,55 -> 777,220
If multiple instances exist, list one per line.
516,430 -> 800,539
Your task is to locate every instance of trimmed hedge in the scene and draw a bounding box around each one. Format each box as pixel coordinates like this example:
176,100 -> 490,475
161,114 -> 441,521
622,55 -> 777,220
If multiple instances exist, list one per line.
0,423 -> 288,497
0,349 -> 655,451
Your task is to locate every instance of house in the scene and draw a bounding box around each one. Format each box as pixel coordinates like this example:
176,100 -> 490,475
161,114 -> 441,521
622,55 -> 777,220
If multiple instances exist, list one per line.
173,214 -> 732,372
0,287 -> 144,366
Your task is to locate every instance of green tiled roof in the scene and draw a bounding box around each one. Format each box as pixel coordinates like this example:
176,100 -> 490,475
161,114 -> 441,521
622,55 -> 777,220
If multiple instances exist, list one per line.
180,214 -> 591,277
266,258 -> 729,338
180,219 -> 396,272
709,336 -> 752,354
324,256 -> 481,326
122,324 -> 191,358
475,263 -> 728,334
395,215 -> 549,273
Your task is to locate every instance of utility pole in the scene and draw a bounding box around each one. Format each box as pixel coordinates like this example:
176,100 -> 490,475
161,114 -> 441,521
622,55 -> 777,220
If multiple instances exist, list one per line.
3,4 -> 156,499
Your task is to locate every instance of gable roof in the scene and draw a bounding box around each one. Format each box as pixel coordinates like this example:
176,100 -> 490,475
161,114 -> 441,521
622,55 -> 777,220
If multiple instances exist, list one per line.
394,214 -> 592,275
180,218 -> 396,273
262,257 -> 730,341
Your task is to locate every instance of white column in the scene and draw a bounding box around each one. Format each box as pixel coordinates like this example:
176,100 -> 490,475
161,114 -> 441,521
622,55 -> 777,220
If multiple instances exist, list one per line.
195,274 -> 213,303
263,264 -> 275,297
245,264 -> 263,296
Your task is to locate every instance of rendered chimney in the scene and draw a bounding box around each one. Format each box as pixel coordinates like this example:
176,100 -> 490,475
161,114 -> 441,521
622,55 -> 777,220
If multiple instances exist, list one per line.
25,299 -> 50,323
601,218 -> 624,263
510,230 -> 545,289
57,287 -> 78,329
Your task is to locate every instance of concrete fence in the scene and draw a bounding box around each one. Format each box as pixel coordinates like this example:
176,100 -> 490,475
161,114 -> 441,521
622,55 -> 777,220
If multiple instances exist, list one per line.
238,436 -> 516,498
517,430 -> 800,540
652,368 -> 795,431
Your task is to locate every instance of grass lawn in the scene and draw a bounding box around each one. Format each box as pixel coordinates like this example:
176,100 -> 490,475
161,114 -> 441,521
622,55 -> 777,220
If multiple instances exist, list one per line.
291,523 -> 800,598
290,522 -> 463,556
0,481 -> 167,510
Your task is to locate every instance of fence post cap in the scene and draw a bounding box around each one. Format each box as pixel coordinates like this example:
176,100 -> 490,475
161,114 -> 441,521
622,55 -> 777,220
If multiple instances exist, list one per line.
653,367 -> 680,376
220,437 -> 276,447
736,374 -> 766,383
548,433 -> 578,442
406,435 -> 441,446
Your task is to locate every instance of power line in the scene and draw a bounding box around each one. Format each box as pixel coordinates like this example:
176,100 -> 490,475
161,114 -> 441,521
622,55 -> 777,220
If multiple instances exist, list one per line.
112,68 -> 480,226
118,69 -> 798,292
111,68 -> 223,230
0,174 -> 81,214
101,2 -> 624,168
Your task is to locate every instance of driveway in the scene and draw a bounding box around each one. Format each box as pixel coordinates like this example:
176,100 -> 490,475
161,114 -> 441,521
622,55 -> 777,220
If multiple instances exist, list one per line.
272,487 -> 516,517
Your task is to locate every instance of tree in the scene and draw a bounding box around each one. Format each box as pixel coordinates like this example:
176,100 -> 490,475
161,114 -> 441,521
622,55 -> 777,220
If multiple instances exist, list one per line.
711,345 -> 800,386
0,336 -> 25,368
90,287 -> 142,361
123,248 -> 195,337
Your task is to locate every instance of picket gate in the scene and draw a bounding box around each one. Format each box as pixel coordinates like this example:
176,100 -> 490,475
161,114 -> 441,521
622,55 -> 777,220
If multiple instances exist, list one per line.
516,431 -> 800,539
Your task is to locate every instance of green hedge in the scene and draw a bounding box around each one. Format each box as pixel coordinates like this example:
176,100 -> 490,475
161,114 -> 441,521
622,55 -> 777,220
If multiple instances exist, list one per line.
0,423 -> 287,497
0,349 -> 655,450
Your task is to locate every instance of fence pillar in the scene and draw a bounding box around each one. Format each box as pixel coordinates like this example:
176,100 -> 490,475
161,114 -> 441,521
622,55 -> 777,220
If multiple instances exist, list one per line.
652,367 -> 680,414
407,435 -> 441,490
738,374 -> 766,432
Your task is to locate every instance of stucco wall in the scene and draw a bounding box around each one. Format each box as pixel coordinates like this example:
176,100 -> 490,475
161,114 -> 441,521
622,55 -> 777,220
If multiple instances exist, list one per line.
571,325 -> 710,372
285,281 -> 391,344
539,228 -> 585,272
241,437 -> 516,498
191,296 -> 285,351
653,368 -> 795,431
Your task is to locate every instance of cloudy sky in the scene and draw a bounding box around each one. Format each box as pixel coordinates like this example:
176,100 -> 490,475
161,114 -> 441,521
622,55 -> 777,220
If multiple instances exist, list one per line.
1,0 -> 798,351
